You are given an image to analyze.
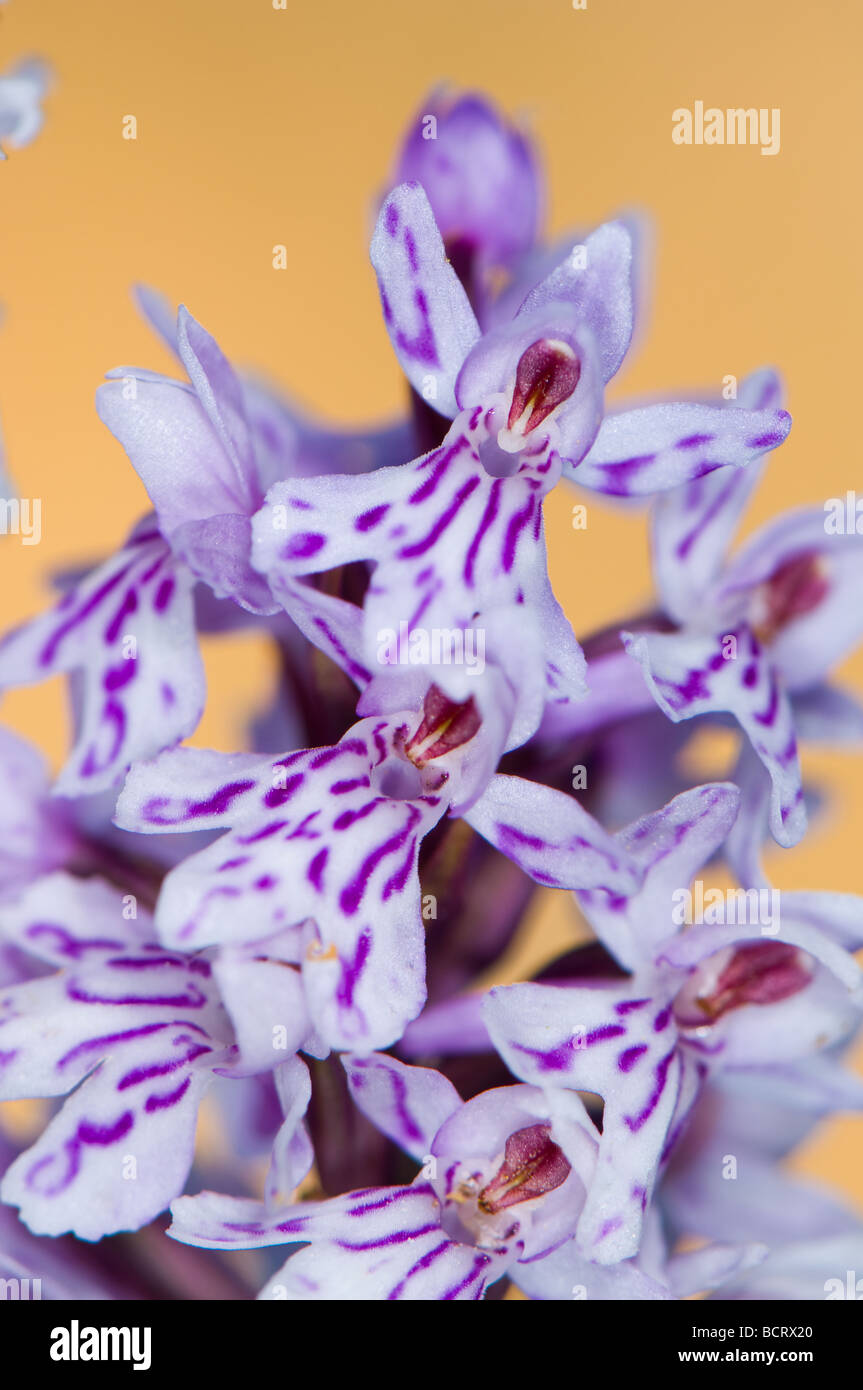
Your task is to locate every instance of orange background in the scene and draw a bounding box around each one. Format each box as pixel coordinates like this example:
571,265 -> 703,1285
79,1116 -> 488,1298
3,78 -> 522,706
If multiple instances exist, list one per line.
0,0 -> 861,1210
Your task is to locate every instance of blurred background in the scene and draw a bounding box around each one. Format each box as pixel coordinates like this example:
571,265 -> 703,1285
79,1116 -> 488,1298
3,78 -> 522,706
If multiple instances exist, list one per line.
0,0 -> 861,1212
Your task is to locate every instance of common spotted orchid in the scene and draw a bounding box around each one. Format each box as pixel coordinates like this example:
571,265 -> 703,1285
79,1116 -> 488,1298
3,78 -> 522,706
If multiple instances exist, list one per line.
0,873 -> 233,1238
623,369 -> 863,848
168,1052 -> 602,1300
0,296 -> 411,796
114,694 -> 642,1052
251,191 -> 791,733
482,783 -> 862,1262
1,77 -> 861,1309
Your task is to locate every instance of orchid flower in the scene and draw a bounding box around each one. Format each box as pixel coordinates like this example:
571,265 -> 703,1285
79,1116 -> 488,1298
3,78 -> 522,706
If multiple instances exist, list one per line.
0,864 -> 331,1240
0,305 -> 262,797
367,185 -> 790,487
169,1052 -> 604,1300
1,75 -> 860,1306
482,783 -> 862,1263
250,193 -> 790,733
0,873 -> 239,1238
623,369 -> 863,847
250,399 -> 591,731
131,284 -> 415,485
115,698 -> 642,1052
0,299 -> 408,796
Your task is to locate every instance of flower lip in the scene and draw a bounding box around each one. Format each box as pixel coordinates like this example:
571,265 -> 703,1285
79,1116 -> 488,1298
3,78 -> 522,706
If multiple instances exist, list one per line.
505,337 -> 581,438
